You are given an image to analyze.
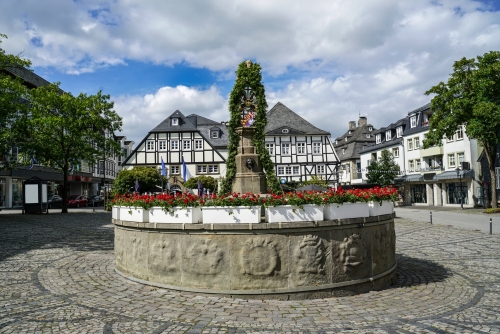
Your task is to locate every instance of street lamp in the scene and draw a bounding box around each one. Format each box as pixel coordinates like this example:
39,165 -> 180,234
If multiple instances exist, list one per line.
455,166 -> 463,210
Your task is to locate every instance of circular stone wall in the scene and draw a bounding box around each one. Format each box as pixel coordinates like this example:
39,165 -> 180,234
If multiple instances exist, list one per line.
113,214 -> 396,300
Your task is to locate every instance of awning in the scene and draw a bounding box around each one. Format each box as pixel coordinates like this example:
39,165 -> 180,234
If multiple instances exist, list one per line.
434,170 -> 474,181
394,174 -> 423,183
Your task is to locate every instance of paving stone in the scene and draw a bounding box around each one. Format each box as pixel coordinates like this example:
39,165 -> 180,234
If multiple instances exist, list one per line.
0,213 -> 499,333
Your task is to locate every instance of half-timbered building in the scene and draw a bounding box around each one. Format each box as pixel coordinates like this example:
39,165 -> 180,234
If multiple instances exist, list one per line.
122,103 -> 340,188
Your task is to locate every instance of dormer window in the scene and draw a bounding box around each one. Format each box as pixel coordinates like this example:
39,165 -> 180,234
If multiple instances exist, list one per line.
368,126 -> 373,131
282,128 -> 289,134
396,126 -> 403,138
376,134 -> 381,144
211,131 -> 219,138
348,130 -> 352,134
385,130 -> 391,141
365,134 -> 370,138
345,137 -> 348,142
410,116 -> 416,128
172,118 -> 179,126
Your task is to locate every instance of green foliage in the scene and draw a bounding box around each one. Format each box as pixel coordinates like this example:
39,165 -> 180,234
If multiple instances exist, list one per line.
113,167 -> 164,195
299,176 -> 329,188
220,61 -> 281,195
0,34 -> 31,167
9,83 -> 123,212
484,208 -> 500,214
423,51 -> 500,207
366,149 -> 401,185
184,175 -> 218,192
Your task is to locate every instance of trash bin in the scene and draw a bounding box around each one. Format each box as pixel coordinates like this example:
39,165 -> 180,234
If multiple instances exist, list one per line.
22,176 -> 48,214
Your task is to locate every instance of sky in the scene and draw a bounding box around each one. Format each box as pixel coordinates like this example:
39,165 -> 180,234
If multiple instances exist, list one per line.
1,0 -> 500,145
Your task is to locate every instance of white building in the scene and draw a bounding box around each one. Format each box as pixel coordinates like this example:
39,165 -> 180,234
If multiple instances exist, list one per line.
122,103 -> 340,189
359,103 -> 483,207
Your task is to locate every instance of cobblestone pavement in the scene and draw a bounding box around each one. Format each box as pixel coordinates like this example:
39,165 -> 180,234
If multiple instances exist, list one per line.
0,213 -> 499,333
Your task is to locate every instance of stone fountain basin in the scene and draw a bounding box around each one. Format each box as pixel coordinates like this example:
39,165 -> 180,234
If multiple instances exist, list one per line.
113,214 -> 396,300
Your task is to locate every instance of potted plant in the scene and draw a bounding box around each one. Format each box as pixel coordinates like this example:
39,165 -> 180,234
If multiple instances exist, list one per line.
111,193 -> 153,223
201,192 -> 262,224
367,186 -> 397,216
262,191 -> 324,223
323,187 -> 369,220
148,193 -> 202,224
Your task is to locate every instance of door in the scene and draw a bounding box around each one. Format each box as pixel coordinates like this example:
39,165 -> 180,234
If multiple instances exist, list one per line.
0,179 -> 5,208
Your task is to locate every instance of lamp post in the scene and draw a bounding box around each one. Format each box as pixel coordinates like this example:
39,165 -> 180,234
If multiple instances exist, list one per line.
455,166 -> 463,210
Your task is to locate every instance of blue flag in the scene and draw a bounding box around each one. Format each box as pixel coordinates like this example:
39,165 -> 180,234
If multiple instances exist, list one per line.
182,156 -> 190,182
135,178 -> 140,192
161,157 -> 167,176
198,178 -> 203,196
28,157 -> 35,170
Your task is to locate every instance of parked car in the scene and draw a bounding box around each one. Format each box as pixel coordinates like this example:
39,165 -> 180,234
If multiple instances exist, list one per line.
47,195 -> 63,209
87,195 -> 104,207
67,195 -> 88,208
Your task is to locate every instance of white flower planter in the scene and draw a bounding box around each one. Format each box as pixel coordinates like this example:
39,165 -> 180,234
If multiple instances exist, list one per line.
202,206 -> 261,224
265,204 -> 324,223
119,207 -> 149,223
324,202 -> 369,220
112,206 -> 122,220
368,201 -> 394,216
149,206 -> 202,224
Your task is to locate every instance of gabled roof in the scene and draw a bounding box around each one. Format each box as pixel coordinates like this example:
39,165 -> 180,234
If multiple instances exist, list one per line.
265,102 -> 330,135
4,66 -> 51,89
150,110 -> 198,132
186,114 -> 221,126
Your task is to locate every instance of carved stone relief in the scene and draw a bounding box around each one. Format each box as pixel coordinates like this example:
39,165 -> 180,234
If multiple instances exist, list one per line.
340,234 -> 366,273
240,238 -> 279,276
294,235 -> 327,274
149,238 -> 178,274
184,239 -> 223,275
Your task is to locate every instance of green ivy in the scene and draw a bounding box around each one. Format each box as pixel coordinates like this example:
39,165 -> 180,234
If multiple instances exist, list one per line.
220,61 -> 281,195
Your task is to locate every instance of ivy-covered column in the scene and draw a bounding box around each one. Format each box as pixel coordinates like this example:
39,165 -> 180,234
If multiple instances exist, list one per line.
220,60 -> 281,195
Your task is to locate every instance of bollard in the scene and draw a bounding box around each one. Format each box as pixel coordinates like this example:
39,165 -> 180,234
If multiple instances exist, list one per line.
430,211 -> 432,224
491,218 -> 493,235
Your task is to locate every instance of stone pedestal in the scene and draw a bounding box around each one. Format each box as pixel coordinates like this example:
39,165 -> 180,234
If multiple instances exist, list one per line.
232,127 -> 267,194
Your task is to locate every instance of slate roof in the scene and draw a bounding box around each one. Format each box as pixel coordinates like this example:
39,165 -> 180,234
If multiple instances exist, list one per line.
3,66 -> 50,88
333,120 -> 377,161
265,102 -> 330,135
150,110 -> 199,133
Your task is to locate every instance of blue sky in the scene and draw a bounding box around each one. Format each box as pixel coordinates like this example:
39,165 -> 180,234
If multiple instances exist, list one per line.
1,0 -> 500,144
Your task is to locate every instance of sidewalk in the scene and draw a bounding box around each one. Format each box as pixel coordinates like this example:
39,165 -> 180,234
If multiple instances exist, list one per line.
395,206 -> 499,234
0,207 -> 108,214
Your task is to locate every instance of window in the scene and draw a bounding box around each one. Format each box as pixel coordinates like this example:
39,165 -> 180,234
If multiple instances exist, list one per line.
448,154 -> 456,167
365,134 -> 370,138
281,143 -> 290,155
312,142 -> 322,154
409,160 -> 414,171
197,165 -> 207,174
182,140 -> 191,150
171,118 -> 178,126
456,127 -> 464,140
447,134 -> 454,142
416,159 -> 421,171
278,166 -> 285,175
345,137 -> 348,142
457,152 -> 465,165
285,166 -> 292,175
385,130 -> 391,141
194,139 -> 203,150
171,166 -> 180,174
266,143 -> 274,155
171,140 -> 179,150
407,139 -> 413,150
369,126 -> 373,131
410,116 -> 416,128
342,148 -> 346,154
146,140 -> 155,151
297,142 -> 306,154
282,128 -> 289,133
208,165 -> 218,173
396,126 -> 403,138
158,140 -> 167,151
414,137 -> 420,149
393,147 -> 399,157
293,166 -> 300,175
348,130 -> 352,134
317,165 -> 325,174
376,134 -> 381,144
211,130 -> 219,139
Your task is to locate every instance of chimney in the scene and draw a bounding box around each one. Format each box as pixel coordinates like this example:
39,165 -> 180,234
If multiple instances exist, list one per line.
358,116 -> 367,127
349,121 -> 356,130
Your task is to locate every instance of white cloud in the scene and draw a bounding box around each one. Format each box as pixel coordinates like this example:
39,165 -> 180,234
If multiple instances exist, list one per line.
113,85 -> 227,144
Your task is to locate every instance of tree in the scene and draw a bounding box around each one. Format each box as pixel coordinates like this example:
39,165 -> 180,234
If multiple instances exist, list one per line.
10,83 -> 123,213
112,167 -> 164,195
0,34 -> 31,167
219,61 -> 281,195
184,175 -> 218,193
423,51 -> 500,208
366,149 -> 400,185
